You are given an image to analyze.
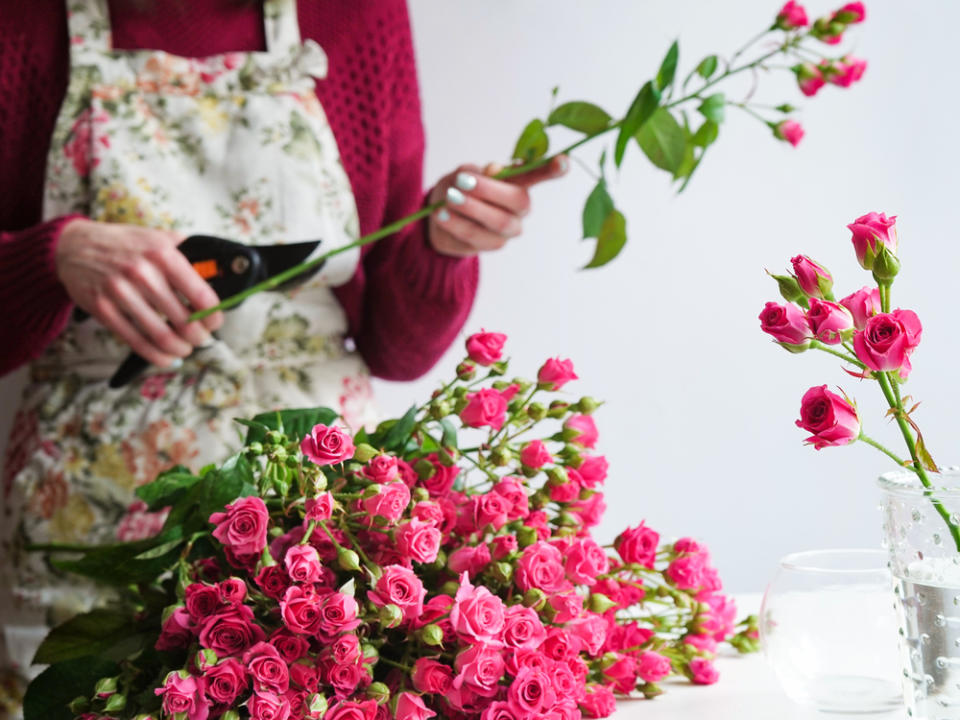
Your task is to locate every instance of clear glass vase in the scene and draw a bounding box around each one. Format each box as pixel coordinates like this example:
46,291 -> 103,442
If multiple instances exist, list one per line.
879,468 -> 960,718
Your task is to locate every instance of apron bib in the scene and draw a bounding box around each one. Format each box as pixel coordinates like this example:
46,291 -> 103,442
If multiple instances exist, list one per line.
1,0 -> 377,697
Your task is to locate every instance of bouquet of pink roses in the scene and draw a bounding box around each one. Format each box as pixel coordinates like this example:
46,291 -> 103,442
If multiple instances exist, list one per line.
25,333 -> 756,720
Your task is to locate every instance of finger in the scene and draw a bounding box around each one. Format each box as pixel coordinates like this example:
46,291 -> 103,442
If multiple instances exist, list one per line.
106,277 -> 193,358
452,171 -> 531,217
127,260 -> 214,347
504,154 -> 570,188
433,208 -> 509,252
91,296 -> 177,369
151,244 -> 224,331
445,187 -> 522,238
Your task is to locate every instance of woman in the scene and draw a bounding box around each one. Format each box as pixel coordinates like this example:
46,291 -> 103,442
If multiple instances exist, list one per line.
0,0 -> 564,707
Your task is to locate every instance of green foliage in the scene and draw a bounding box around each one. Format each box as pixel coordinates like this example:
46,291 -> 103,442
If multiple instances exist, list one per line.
656,41 -> 680,91
584,210 -> 627,269
547,102 -> 611,134
135,465 -> 201,511
697,93 -> 726,124
24,657 -> 119,720
33,610 -> 144,665
614,81 -> 660,167
634,108 -> 687,174
243,407 -> 338,444
692,119 -> 720,147
582,179 -> 615,240
512,119 -> 549,163
696,55 -> 719,79
376,405 -> 419,452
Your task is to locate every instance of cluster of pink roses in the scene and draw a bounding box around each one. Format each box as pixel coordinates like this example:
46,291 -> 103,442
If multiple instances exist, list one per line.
82,333 -> 756,720
758,212 -> 923,450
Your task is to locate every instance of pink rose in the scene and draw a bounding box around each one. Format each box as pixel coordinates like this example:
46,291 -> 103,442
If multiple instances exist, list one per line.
198,605 -> 265,656
395,692 -> 436,720
318,592 -> 360,637
537,357 -> 578,390
791,255 -> 833,299
300,424 -> 355,466
284,545 -> 323,584
280,585 -> 324,635
460,389 -> 508,431
542,627 -> 581,662
492,477 -> 529,520
515,541 -> 570,594
507,668 -> 556,717
758,301 -> 810,348
570,491 -> 606,529
674,537 -> 707,555
466,330 -> 507,366
217,577 -> 246,605
548,474 -> 580,504
327,663 -> 364,697
568,614 -> 608,657
412,658 -> 453,694
614,523 -> 659,568
666,553 -> 707,590
363,455 -> 398,484
453,644 -> 505,697
700,593 -> 737,642
839,286 -> 881,330
256,565 -> 291,601
502,605 -> 547,649
853,309 -> 922,379
209,496 -> 270,558
411,501 -> 443,526
490,535 -> 518,560
579,685 -> 616,719
603,655 -> 638,693
792,62 -> 825,96
847,212 -> 897,270
269,629 -> 311,664
564,414 -> 598,448
367,564 -> 426,621
774,120 -> 804,147
156,606 -> 194,651
806,298 -> 854,345
689,657 -> 719,685
684,633 -> 718,655
472,492 -> 511,531
775,0 -> 808,28
636,651 -> 671,683
325,701 -> 378,720
304,494 -> 333,524
479,701 -> 515,720
395,518 -> 441,564
565,537 -> 609,585
362,481 -> 411,523
155,672 -> 209,720
204,658 -> 248,705
548,591 -> 583,624
450,573 -> 506,643
836,1 -> 866,22
576,455 -> 608,488
448,544 -> 492,577
520,440 -> 552,469
185,583 -> 220,619
418,454 -> 460,498
328,633 -> 361,665
244,641 -> 290,693
796,385 -> 861,449
831,56 -> 867,87
248,690 -> 292,720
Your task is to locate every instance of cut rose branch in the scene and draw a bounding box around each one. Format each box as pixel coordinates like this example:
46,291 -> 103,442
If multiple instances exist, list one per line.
759,211 -> 960,551
189,1 -> 870,323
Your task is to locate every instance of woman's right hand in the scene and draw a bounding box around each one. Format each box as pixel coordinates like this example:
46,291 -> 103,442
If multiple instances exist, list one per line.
55,218 -> 224,368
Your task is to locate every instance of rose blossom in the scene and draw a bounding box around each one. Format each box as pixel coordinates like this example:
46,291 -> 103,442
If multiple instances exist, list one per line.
204,658 -> 248,705
565,537 -> 609,585
615,522 -> 659,568
419,454 -> 459,497
367,564 -> 426,621
395,693 -> 436,720
775,0 -> 808,28
453,644 -> 505,697
185,583 -> 220,619
155,672 -> 209,720
792,62 -> 824,96
520,439 -> 552,469
836,1 -> 866,22
666,553 -> 707,591
537,357 -> 578,390
411,501 -> 444,526
460,389 -> 508,430
774,120 -> 804,147
209,496 -> 269,557
758,301 -> 810,349
791,255 -> 833,299
853,309 -> 922,379
412,658 -> 453,694
318,592 -> 360,637
198,605 -> 265,656
831,56 -> 867,87
570,491 -> 606,529
689,657 -> 719,685
448,544 -> 492,576
280,585 -> 324,635
684,633 -> 718,655
363,455 -> 398,484
848,212 -> 897,270
327,663 -> 365,697
502,605 -> 547,649
284,545 -> 323,584
577,455 -> 608,488
490,535 -> 517,560
289,660 -> 319,691
579,685 -> 616,719
839,286 -> 881,330
472,492 -> 511,531
244,641 -> 290,693
492,477 -> 529,520
508,668 -> 557,717
603,655 -> 638,693
362,482 -> 410,523
329,633 -> 361,665
156,606 -> 194,651
465,330 -> 507,366
796,385 -> 861,449
450,573 -> 506,642
325,701 -> 378,720
564,414 -> 598,448
256,565 -> 291,601
300,424 -> 355,466
269,629 -> 310,663
248,690 -> 292,720
568,614 -> 608,657
806,298 -> 854,345
515,541 -> 570,593
304,494 -> 333,523
395,518 -> 441,564
637,651 -> 672,683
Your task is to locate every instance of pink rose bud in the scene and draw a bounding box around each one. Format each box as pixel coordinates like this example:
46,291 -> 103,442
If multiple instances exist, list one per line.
636,651 -> 672,683
564,413 -> 599,448
806,298 -> 854,345
689,658 -> 720,685
835,1 -> 866,23
795,385 -> 861,449
773,119 -> 804,147
537,357 -> 578,390
465,330 -> 507,366
791,255 -> 833,299
830,56 -> 867,87
300,424 -> 355,466
520,440 -> 552,469
775,1 -> 809,29
758,301 -> 811,350
792,62 -> 825,96
839,286 -> 880,330
460,388 -> 508,431
852,309 -> 922,379
848,211 -> 897,270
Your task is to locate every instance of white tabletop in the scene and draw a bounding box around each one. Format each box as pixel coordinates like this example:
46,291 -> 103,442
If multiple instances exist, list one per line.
612,594 -> 905,720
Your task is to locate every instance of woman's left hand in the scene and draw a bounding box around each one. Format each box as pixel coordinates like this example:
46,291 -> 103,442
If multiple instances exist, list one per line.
427,155 -> 568,257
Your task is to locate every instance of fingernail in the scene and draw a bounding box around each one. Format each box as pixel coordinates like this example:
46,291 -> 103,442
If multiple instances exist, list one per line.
197,331 -> 215,349
446,187 -> 466,205
437,209 -> 451,222
455,172 -> 478,192
169,358 -> 183,369
558,156 -> 569,174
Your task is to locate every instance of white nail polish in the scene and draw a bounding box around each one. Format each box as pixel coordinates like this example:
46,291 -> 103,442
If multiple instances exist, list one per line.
455,172 -> 478,192
169,358 -> 183,369
446,187 -> 466,205
437,209 -> 451,222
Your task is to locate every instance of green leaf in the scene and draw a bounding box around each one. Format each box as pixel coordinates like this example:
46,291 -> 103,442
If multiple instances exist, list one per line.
614,81 -> 660,167
197,453 -> 257,519
697,93 -> 726,123
34,610 -> 143,664
512,119 -> 549,163
656,40 -> 680,91
24,657 -> 119,720
439,418 -> 458,450
581,180 -> 614,239
135,465 -> 201,511
696,55 -> 719,79
584,209 -> 627,269
547,101 -> 611,134
133,538 -> 184,560
692,119 -> 719,148
380,405 -> 418,452
634,108 -> 687,173
244,407 -> 338,444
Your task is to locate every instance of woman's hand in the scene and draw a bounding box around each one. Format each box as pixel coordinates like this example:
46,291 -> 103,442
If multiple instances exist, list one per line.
427,155 -> 568,257
55,218 -> 224,368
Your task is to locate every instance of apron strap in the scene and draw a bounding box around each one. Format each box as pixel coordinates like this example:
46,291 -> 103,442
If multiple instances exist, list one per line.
65,0 -> 113,56
263,0 -> 303,56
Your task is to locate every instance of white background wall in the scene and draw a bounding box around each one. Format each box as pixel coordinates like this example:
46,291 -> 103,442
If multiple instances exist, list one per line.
2,0 -> 958,592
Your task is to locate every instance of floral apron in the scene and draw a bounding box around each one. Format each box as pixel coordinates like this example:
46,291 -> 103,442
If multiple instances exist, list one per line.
1,0 -> 377,702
